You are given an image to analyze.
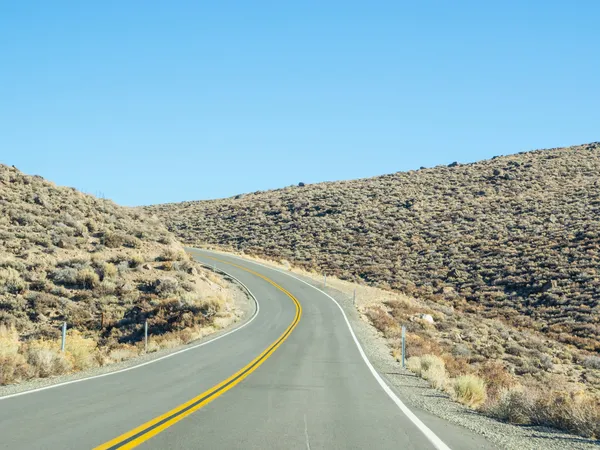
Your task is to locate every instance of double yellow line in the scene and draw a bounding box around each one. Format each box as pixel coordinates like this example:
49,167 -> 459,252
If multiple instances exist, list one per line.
95,258 -> 302,449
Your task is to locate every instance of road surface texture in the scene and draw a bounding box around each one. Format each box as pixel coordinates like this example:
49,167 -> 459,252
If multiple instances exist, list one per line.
0,249 -> 495,449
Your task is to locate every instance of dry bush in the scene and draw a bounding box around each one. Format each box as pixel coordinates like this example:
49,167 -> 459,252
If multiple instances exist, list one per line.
76,267 -> 100,289
158,247 -> 185,262
65,331 -> 98,370
422,358 -> 447,389
129,254 -> 144,268
100,262 -> 117,280
486,386 -> 536,424
406,356 -> 423,375
0,324 -> 20,357
364,307 -> 397,335
533,390 -> 600,439
0,354 -> 29,385
25,340 -> 72,378
442,354 -> 472,377
108,345 -> 139,362
451,374 -> 487,408
477,360 -> 516,401
0,268 -> 27,294
0,325 -> 29,385
487,386 -> 600,439
154,278 -> 179,297
582,355 -> 600,370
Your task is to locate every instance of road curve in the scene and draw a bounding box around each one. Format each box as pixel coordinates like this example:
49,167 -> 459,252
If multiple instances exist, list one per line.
0,250 -> 494,449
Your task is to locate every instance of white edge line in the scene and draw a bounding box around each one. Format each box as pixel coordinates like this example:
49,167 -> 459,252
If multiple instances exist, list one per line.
200,249 -> 452,450
0,266 -> 259,401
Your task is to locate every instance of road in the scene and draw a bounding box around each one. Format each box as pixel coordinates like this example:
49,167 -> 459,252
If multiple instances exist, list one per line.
0,249 -> 494,449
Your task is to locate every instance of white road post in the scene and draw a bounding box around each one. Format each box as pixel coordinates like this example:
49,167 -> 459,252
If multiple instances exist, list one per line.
61,322 -> 67,352
324,274 -> 327,288
401,325 -> 406,369
353,289 -> 356,306
144,319 -> 148,353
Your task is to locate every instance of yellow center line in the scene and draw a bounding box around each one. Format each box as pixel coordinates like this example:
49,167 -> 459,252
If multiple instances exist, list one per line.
94,256 -> 302,450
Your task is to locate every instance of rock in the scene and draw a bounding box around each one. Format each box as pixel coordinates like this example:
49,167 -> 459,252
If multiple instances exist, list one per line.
420,314 -> 435,324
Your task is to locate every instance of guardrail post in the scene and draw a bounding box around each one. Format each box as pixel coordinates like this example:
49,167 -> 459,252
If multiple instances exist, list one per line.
401,325 -> 406,368
144,319 -> 148,353
61,322 -> 67,352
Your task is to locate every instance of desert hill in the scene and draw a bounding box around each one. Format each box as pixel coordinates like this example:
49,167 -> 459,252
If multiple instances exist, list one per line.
0,164 -> 236,384
147,142 -> 600,353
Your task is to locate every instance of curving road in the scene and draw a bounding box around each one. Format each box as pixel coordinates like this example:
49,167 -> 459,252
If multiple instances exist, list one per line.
0,250 -> 494,449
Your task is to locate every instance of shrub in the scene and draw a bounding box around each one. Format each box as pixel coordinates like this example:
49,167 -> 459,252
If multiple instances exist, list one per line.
76,267 -> 100,289
154,278 -> 179,297
65,331 -> 98,370
0,325 -> 20,357
51,267 -> 78,286
129,254 -> 145,268
100,263 -> 117,280
451,375 -> 487,408
108,345 -> 139,362
158,247 -> 185,262
122,235 -> 141,249
487,386 -> 535,424
406,354 -> 448,389
582,355 -> 600,370
423,361 -> 447,389
0,267 -> 27,294
0,354 -> 29,385
101,232 -> 125,248
477,360 -> 516,400
533,390 -> 600,438
25,340 -> 72,378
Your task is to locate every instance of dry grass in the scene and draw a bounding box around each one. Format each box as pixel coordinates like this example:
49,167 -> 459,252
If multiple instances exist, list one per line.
0,164 -> 240,385
451,375 -> 487,408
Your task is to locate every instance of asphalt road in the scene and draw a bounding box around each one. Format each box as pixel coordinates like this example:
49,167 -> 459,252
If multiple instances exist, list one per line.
0,249 -> 494,449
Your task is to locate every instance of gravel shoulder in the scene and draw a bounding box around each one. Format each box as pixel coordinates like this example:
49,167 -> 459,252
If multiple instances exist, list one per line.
258,262 -> 599,450
0,268 -> 256,399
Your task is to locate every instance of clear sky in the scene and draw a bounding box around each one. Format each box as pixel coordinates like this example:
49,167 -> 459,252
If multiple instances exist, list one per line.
1,1 -> 598,206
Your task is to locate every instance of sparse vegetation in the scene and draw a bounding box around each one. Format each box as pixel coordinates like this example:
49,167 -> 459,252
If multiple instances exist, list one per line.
148,142 -> 600,354
0,164 -> 239,385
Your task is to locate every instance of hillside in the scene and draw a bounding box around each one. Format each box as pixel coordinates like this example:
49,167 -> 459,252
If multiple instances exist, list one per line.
147,142 -> 600,354
0,164 -> 239,385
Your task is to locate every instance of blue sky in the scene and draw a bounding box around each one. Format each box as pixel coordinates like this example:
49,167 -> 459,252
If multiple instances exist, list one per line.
1,1 -> 598,206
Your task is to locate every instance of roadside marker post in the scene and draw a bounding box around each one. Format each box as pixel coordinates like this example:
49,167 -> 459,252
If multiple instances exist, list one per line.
353,289 -> 356,306
144,320 -> 148,353
324,274 -> 327,288
61,322 -> 67,352
401,325 -> 406,369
